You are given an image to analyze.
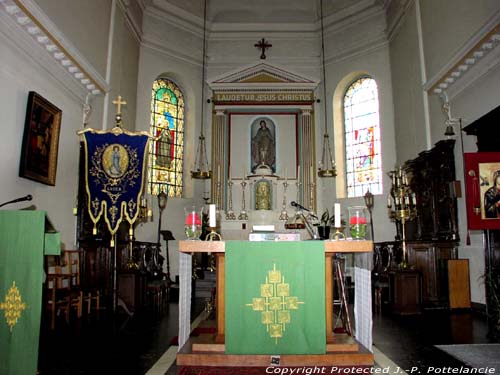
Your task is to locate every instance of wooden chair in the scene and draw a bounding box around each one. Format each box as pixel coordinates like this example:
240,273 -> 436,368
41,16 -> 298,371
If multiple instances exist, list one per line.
63,250 -> 101,318
45,266 -> 72,330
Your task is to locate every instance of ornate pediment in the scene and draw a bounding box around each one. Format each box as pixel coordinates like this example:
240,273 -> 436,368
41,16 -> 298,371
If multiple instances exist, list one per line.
209,63 -> 318,104
210,63 -> 318,89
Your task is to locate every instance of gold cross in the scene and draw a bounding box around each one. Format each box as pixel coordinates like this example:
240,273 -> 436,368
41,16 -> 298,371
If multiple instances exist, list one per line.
112,95 -> 127,115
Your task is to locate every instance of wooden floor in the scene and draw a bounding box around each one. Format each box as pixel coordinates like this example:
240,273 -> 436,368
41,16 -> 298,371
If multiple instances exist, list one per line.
177,321 -> 374,367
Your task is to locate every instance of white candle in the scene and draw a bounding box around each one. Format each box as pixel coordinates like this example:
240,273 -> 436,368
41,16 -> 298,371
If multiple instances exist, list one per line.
284,168 -> 287,182
297,165 -> 300,180
334,203 -> 341,228
209,204 -> 216,227
387,195 -> 392,208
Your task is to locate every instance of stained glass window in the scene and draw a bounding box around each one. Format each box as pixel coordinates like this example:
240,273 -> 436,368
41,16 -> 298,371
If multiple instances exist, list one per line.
149,78 -> 184,197
344,77 -> 382,197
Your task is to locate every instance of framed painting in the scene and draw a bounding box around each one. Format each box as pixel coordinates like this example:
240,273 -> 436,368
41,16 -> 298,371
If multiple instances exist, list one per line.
19,91 -> 62,186
464,152 -> 500,230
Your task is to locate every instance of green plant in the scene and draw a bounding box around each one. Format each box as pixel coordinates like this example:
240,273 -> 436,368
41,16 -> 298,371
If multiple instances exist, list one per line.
320,209 -> 333,227
481,269 -> 500,338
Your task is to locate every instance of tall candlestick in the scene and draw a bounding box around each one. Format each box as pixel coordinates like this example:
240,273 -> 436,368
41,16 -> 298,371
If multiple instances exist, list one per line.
334,203 -> 341,228
209,204 -> 216,227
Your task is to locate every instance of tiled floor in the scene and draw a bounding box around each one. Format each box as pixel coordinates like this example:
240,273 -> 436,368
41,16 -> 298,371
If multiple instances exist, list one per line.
37,294 -> 495,375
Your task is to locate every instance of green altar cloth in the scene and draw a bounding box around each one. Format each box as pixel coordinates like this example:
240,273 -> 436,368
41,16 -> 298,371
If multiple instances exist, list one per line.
225,241 -> 326,354
0,211 -> 58,375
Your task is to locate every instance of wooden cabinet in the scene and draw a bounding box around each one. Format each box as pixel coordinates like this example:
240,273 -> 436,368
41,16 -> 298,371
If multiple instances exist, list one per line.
403,140 -> 459,242
390,270 -> 422,315
406,241 -> 458,306
118,272 -> 146,311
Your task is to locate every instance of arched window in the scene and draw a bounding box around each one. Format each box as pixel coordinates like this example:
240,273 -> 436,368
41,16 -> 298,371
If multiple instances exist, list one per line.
344,77 -> 382,197
149,78 -> 184,197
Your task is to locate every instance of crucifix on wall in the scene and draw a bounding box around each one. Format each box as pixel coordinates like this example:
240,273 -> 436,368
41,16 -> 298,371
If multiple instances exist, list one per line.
254,38 -> 272,59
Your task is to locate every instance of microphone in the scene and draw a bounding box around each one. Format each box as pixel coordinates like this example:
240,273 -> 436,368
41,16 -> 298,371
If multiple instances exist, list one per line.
290,201 -> 318,219
0,194 -> 33,208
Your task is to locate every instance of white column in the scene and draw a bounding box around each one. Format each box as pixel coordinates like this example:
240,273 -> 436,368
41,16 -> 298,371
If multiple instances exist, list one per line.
212,110 -> 226,209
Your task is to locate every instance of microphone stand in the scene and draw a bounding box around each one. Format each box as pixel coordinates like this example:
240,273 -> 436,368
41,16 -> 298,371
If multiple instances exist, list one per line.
0,195 -> 33,208
296,210 -> 319,240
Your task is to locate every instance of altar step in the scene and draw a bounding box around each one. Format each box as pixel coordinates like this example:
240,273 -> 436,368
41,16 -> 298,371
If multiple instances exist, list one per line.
177,333 -> 374,367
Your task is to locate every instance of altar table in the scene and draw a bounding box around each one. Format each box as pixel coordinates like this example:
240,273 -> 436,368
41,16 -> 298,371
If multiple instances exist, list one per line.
177,240 -> 372,354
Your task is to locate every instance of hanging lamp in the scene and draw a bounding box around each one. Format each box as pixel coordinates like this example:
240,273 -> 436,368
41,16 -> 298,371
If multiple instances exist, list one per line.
191,0 -> 212,179
317,0 -> 337,178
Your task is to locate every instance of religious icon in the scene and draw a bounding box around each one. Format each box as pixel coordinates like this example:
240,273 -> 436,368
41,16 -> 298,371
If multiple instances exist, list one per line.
480,163 -> 500,219
19,91 -> 62,186
255,180 -> 272,210
102,144 -> 128,178
251,119 -> 276,173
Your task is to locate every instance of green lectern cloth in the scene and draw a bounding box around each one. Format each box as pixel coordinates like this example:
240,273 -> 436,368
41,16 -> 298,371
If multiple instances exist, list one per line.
225,241 -> 326,354
0,211 -> 47,375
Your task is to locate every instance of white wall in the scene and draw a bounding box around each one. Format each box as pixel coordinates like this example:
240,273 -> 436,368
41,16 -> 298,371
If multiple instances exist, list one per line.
0,30 -> 85,248
0,0 -> 140,252
35,0 -> 112,78
388,0 -> 500,304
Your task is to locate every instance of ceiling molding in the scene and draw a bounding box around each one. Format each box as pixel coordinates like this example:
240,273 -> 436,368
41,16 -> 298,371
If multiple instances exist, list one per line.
424,13 -> 500,98
1,0 -> 109,96
141,37 -> 201,67
145,0 -> 203,38
117,0 -> 143,44
385,0 -> 414,42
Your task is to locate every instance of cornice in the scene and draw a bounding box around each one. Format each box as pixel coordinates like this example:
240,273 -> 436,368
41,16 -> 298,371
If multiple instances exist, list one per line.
424,13 -> 500,99
0,0 -> 109,96
141,37 -> 201,67
385,0 -> 414,42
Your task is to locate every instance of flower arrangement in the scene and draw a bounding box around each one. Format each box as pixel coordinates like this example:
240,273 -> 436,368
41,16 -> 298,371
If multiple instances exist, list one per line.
185,210 -> 202,240
349,208 -> 367,239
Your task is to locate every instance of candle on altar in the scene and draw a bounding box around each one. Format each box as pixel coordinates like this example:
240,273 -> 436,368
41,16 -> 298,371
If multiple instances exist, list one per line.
387,195 -> 392,208
209,204 -> 216,227
297,165 -> 300,180
334,203 -> 341,228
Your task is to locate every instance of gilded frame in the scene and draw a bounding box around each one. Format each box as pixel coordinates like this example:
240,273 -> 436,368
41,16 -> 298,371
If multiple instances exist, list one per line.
464,152 -> 500,230
19,91 -> 62,186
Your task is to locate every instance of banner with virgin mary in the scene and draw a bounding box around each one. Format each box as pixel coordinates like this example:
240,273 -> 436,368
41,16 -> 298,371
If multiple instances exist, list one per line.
82,130 -> 150,236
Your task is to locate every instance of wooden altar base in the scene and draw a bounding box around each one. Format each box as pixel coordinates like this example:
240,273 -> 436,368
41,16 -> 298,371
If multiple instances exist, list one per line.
177,333 -> 374,367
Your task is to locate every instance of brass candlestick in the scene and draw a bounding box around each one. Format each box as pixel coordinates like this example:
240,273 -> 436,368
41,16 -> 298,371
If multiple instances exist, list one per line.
238,179 -> 248,220
279,180 -> 289,221
226,180 -> 236,220
206,227 -> 222,241
387,168 -> 417,268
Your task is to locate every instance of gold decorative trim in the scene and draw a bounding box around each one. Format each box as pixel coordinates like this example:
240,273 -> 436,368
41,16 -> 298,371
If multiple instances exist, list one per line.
245,263 -> 304,344
0,281 -> 27,332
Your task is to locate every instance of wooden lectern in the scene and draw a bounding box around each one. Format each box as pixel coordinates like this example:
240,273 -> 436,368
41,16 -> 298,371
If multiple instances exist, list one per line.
0,211 -> 61,375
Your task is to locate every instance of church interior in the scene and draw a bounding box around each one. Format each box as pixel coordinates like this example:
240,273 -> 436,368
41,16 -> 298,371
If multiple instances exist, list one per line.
1,0 -> 500,374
